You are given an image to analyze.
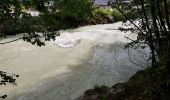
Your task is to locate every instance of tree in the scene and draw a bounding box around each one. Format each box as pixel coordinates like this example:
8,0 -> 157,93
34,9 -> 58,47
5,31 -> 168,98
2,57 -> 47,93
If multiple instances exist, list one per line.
34,0 -> 94,29
111,0 -> 170,72
56,0 -> 93,21
0,0 -> 33,35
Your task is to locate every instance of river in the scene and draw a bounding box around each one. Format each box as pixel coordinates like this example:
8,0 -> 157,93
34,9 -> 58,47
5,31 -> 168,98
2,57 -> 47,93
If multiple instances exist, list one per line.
0,22 -> 150,100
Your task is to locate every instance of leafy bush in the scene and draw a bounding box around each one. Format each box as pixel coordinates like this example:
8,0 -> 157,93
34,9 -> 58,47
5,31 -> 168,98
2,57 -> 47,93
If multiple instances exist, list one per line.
94,8 -> 114,16
38,0 -> 94,30
111,8 -> 124,21
0,0 -> 37,35
58,0 -> 93,21
94,8 -> 124,22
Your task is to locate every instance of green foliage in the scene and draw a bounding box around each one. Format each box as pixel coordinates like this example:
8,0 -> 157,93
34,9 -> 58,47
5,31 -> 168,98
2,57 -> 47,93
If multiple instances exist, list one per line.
112,0 -> 170,68
0,0 -> 22,21
23,31 -> 60,46
38,0 -> 94,29
56,0 -> 93,21
0,71 -> 19,85
0,71 -> 19,99
111,8 -> 124,21
0,0 -> 34,35
23,32 -> 45,46
94,8 -> 124,21
0,33 -> 6,39
94,8 -> 113,16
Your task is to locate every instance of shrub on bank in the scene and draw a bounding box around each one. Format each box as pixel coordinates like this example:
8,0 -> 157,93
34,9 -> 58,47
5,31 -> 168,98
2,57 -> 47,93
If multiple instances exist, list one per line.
111,8 -> 124,21
94,8 -> 124,22
94,8 -> 114,16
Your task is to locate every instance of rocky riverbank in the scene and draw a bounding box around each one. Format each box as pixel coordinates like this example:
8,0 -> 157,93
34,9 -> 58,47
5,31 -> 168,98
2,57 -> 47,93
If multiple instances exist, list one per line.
77,66 -> 170,100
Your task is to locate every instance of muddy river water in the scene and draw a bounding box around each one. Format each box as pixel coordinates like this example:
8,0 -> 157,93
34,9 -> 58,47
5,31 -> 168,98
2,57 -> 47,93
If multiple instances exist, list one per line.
0,22 -> 150,100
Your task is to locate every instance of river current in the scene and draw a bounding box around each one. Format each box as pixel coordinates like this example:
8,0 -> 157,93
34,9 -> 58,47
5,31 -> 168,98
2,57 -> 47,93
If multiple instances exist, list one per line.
0,22 -> 150,100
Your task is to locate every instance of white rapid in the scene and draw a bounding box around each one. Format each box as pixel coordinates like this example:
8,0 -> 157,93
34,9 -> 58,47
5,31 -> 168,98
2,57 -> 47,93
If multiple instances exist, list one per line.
0,22 -> 150,100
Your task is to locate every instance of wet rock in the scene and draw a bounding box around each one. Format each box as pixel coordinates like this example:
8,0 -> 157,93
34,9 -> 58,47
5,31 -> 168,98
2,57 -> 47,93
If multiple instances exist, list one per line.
106,15 -> 114,23
83,89 -> 99,100
112,83 -> 125,93
130,70 -> 145,80
94,85 -> 110,94
84,89 -> 98,96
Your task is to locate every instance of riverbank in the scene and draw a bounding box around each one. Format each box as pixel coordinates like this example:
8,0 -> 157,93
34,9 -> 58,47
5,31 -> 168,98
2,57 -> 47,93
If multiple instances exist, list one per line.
78,65 -> 170,100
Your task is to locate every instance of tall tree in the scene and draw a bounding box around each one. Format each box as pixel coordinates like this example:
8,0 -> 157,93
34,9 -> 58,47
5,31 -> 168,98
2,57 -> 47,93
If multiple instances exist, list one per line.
111,0 -> 170,70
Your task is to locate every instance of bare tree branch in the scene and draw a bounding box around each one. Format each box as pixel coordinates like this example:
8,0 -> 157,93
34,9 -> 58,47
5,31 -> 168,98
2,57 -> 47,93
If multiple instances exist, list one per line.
0,37 -> 22,44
